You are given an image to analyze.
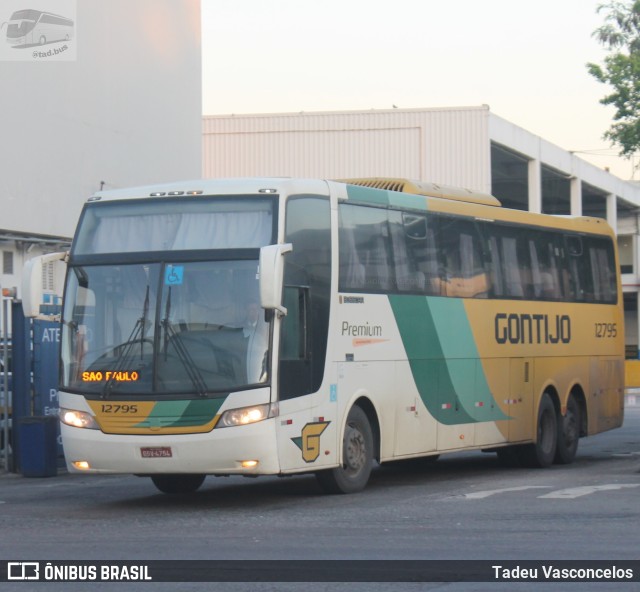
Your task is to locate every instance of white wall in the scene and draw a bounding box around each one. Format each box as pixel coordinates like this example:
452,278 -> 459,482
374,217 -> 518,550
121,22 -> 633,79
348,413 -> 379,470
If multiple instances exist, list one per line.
203,106 -> 492,193
0,0 -> 202,239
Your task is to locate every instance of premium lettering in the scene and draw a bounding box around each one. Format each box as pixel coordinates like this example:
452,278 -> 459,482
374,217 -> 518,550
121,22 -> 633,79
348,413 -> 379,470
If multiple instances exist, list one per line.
495,313 -> 571,345
341,321 -> 382,337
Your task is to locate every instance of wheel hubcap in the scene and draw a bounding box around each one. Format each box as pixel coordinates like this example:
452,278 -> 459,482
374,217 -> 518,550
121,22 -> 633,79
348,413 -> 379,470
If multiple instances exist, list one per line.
344,424 -> 366,474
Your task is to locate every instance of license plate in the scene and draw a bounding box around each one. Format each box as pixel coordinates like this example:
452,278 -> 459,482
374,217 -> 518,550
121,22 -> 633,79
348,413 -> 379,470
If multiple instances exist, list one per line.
140,447 -> 172,458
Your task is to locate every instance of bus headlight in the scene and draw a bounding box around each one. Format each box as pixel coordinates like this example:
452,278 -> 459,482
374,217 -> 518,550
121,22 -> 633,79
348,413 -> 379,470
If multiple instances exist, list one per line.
59,408 -> 99,430
217,403 -> 278,428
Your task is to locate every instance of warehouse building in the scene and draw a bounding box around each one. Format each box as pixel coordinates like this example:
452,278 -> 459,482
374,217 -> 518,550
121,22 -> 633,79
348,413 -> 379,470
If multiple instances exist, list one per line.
203,105 -> 640,364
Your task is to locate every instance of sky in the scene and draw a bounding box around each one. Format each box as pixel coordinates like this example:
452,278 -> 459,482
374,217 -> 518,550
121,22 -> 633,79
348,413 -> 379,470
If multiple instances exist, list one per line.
201,0 -> 637,181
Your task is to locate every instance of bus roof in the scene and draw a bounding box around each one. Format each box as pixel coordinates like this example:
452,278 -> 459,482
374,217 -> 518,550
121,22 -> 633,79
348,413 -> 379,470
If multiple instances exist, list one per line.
88,177 -> 500,206
88,178 -> 332,202
87,176 -> 614,237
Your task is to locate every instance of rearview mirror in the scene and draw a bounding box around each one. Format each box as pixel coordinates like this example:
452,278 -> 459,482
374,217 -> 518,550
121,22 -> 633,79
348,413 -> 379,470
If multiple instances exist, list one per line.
259,243 -> 292,316
22,252 -> 68,318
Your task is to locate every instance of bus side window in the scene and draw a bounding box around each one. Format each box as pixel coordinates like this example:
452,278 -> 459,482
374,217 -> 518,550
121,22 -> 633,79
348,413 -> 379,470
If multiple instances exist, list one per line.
339,203 -> 392,292
437,216 -> 488,298
528,232 -> 563,300
389,211 -> 425,293
484,224 -> 532,299
565,235 -> 594,302
588,237 -> 617,303
401,212 -> 439,295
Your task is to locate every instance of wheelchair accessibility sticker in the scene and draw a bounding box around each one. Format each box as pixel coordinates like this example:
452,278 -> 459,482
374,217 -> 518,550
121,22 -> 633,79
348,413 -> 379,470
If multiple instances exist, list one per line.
165,265 -> 184,286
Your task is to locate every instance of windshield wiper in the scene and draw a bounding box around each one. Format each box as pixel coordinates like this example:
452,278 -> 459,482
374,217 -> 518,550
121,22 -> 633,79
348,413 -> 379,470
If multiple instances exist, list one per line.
161,286 -> 210,397
101,285 -> 150,399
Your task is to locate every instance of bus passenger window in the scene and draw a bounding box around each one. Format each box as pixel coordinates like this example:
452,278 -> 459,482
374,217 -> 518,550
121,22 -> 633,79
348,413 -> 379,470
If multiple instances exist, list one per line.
389,212 -> 425,293
339,204 -> 392,292
588,238 -> 617,303
487,236 -> 505,297
566,235 -> 593,301
528,234 -> 563,300
401,213 -> 439,295
437,217 -> 488,298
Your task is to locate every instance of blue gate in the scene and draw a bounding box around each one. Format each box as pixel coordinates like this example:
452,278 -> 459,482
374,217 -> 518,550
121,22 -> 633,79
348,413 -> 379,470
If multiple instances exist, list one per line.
10,302 -> 63,473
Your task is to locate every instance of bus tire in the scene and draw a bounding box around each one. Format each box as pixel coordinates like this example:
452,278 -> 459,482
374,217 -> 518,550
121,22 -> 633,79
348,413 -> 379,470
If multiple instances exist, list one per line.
555,394 -> 580,465
316,405 -> 373,494
151,474 -> 205,494
517,392 -> 557,468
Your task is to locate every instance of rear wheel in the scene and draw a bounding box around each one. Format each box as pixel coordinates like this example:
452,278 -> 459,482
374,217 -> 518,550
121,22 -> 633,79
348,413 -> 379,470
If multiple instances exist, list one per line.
316,406 -> 373,494
555,394 -> 580,464
151,474 -> 205,494
517,392 -> 557,468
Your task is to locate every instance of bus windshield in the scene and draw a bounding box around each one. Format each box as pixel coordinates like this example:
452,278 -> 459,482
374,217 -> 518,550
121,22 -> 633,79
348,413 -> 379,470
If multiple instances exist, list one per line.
61,259 -> 269,396
62,196 -> 277,396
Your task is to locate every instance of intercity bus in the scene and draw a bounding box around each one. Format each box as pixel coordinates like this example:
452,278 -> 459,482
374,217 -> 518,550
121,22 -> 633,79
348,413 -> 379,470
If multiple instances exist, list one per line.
4,9 -> 73,47
22,177 -> 624,494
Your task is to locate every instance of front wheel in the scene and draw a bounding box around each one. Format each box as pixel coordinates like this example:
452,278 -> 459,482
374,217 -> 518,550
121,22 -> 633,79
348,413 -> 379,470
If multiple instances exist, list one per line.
151,474 -> 205,494
316,406 -> 373,494
517,392 -> 557,468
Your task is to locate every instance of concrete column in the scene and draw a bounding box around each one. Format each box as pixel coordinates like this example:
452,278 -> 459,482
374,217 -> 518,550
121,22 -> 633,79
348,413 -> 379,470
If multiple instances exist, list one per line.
606,193 -> 617,231
528,159 -> 541,213
570,177 -> 582,216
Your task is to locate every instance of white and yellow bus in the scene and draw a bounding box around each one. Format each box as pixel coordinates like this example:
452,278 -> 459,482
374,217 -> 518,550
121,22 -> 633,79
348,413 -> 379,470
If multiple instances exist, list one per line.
23,177 -> 625,494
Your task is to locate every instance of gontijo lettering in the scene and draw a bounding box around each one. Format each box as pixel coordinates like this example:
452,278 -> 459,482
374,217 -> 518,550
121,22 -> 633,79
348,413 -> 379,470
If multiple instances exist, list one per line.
495,313 -> 571,345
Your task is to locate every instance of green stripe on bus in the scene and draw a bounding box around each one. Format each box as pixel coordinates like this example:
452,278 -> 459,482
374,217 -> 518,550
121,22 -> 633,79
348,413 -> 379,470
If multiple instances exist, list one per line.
428,298 -> 509,421
389,295 -> 508,424
345,185 -> 390,205
134,398 -> 225,429
345,184 -> 429,210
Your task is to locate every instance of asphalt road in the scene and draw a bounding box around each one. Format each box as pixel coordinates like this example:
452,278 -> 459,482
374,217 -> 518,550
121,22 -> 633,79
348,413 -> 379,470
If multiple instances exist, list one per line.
1,404 -> 639,592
